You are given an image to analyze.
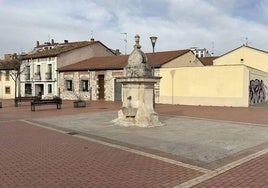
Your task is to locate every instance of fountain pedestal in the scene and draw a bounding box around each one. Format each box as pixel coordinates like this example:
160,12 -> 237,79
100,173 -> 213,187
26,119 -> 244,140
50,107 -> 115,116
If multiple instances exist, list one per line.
115,77 -> 161,127
113,35 -> 162,127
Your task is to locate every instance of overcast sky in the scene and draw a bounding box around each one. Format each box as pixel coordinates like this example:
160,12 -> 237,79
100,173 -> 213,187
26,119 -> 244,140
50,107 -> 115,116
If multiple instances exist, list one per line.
1,0 -> 268,58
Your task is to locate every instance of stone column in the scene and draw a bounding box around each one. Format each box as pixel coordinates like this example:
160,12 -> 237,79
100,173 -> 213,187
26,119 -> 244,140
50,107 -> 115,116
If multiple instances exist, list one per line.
113,35 -> 162,127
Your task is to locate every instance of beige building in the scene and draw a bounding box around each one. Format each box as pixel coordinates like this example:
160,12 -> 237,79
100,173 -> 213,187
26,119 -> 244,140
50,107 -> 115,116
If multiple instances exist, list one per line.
160,45 -> 268,107
58,49 -> 203,101
214,45 -> 268,72
0,57 -> 16,99
20,38 -> 116,98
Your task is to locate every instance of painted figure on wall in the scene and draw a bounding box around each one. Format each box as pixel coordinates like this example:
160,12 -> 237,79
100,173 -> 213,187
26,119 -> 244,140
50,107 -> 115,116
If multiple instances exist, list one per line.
249,79 -> 267,104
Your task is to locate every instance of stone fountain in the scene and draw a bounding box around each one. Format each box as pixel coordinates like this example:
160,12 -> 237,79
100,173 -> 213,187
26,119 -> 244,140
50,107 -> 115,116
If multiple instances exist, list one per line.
113,35 -> 162,127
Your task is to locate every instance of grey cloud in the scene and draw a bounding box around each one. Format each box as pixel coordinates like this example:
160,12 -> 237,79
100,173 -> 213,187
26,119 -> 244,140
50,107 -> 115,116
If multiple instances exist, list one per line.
0,0 -> 268,58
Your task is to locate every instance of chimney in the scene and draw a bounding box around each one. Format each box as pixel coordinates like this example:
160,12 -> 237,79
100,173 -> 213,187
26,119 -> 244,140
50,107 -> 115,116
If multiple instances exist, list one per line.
36,41 -> 40,47
4,54 -> 12,60
90,38 -> 95,42
115,49 -> 120,55
64,40 -> 68,44
51,39 -> 55,45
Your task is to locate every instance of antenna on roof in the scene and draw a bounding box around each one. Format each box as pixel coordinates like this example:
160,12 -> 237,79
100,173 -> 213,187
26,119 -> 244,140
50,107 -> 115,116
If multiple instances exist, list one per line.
245,37 -> 248,46
121,32 -> 127,55
211,41 -> 214,56
91,30 -> 94,39
243,37 -> 252,46
89,30 -> 95,42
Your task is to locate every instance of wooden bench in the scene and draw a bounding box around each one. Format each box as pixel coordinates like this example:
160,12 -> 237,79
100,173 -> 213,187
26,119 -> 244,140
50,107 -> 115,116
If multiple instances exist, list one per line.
16,96 -> 41,102
31,98 -> 62,111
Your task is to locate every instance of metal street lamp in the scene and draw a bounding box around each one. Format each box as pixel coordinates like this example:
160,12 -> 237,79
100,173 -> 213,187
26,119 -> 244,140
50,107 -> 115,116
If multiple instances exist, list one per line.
150,36 -> 157,76
150,36 -> 157,109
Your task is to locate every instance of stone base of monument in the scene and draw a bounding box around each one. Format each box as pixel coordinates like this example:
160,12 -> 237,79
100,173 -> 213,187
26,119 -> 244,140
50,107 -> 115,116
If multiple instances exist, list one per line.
113,102 -> 163,127
112,77 -> 163,128
113,35 -> 163,127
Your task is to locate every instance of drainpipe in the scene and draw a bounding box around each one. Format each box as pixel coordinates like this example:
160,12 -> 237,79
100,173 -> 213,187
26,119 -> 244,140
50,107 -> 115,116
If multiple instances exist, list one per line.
88,69 -> 92,101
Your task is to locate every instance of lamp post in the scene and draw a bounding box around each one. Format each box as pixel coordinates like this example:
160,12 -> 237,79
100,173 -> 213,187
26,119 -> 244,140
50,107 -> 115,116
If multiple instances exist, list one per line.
150,36 -> 157,108
150,36 -> 157,76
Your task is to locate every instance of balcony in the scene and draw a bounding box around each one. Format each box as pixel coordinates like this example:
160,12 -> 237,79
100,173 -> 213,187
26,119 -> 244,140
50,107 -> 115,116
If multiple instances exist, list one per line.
45,72 -> 52,80
24,73 -> 30,81
34,73 -> 41,80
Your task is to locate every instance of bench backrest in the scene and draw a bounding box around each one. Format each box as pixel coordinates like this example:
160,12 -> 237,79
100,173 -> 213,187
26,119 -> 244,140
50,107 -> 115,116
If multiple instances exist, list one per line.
33,98 -> 62,103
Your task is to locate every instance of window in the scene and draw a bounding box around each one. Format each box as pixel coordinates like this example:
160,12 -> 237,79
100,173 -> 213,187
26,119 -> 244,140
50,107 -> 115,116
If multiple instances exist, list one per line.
5,87 -> 10,94
66,80 -> 73,91
5,71 -> 10,81
48,84 -> 52,93
25,84 -> 32,95
81,80 -> 89,91
0,71 -> 2,81
36,65 -> 40,75
25,66 -> 30,80
46,64 -> 52,80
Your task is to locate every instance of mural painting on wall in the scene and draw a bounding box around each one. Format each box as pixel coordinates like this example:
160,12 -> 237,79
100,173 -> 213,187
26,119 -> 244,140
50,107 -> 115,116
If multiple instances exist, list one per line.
249,79 -> 267,104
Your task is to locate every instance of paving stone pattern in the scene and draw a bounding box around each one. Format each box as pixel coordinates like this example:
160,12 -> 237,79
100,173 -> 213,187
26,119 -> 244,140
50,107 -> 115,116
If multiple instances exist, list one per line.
0,100 -> 268,187
0,121 -> 202,188
194,154 -> 268,187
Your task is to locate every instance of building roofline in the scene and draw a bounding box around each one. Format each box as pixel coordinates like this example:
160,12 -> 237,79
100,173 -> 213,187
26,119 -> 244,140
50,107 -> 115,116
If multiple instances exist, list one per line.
217,45 -> 268,59
58,49 -> 192,72
23,40 -> 116,60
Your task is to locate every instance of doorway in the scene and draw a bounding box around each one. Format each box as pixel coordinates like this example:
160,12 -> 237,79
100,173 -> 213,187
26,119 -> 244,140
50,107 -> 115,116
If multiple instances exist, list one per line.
114,79 -> 122,101
98,75 -> 105,100
35,84 -> 44,97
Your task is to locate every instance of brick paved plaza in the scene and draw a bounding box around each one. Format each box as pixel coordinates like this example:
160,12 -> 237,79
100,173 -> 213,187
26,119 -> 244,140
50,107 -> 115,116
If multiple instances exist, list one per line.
0,100 -> 268,187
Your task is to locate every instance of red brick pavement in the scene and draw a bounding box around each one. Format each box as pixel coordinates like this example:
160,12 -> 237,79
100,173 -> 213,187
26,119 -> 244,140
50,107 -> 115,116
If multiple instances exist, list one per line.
2,99 -> 268,126
156,104 -> 268,126
1,100 -> 268,187
0,100 -> 122,121
0,121 -> 203,188
193,154 -> 268,188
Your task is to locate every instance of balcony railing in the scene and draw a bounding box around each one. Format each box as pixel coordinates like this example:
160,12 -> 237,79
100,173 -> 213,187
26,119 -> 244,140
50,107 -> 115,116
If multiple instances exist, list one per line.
45,72 -> 52,80
24,73 -> 30,81
34,73 -> 41,80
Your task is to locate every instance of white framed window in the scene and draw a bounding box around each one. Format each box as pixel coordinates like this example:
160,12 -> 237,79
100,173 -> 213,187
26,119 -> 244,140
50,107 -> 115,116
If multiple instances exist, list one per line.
48,84 -> 52,93
66,80 -> 73,91
81,80 -> 89,91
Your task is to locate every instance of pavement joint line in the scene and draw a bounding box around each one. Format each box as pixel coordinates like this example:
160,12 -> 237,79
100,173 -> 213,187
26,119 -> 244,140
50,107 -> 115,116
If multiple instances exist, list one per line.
74,134 -> 212,174
173,148 -> 268,188
21,120 -> 67,134
21,119 -> 211,174
0,120 -> 21,123
159,113 -> 268,128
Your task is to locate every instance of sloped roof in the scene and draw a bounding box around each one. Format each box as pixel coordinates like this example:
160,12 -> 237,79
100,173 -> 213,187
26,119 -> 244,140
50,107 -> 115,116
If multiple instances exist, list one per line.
199,56 -> 219,66
0,59 -> 19,70
24,41 -> 114,59
58,49 -> 190,72
218,45 -> 268,59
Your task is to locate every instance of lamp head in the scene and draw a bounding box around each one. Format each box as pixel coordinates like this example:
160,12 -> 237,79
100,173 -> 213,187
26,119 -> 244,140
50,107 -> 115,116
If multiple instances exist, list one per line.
150,36 -> 157,48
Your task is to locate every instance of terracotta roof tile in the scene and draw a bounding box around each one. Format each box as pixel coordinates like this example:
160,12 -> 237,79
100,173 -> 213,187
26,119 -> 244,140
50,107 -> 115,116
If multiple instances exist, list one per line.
199,56 -> 219,66
24,41 -> 110,59
0,59 -> 19,70
58,49 -> 190,71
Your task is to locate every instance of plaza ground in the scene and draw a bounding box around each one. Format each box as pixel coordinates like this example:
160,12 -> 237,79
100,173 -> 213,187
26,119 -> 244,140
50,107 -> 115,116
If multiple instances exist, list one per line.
0,100 -> 267,187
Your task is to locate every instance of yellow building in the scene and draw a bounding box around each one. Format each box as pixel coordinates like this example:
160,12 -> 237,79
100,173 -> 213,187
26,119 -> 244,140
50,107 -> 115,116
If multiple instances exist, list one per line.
159,45 -> 268,107
0,64 -> 16,99
214,45 -> 268,72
